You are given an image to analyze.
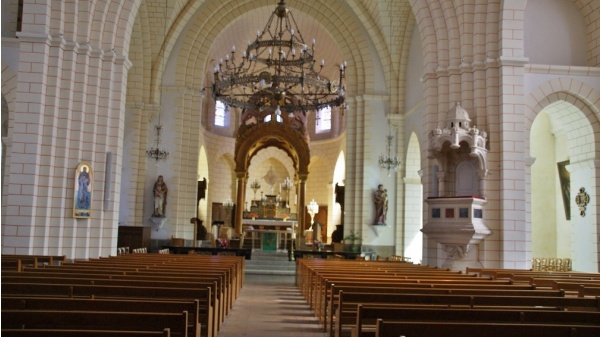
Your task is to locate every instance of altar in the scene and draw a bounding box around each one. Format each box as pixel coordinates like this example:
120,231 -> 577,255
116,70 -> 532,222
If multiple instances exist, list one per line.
242,219 -> 296,252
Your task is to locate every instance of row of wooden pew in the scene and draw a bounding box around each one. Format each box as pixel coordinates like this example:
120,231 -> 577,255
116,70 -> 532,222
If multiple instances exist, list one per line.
295,258 -> 600,337
1,253 -> 245,337
1,254 -> 67,272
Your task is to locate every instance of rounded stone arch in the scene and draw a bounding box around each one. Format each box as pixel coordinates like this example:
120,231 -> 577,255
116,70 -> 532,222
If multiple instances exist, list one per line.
524,78 -> 600,160
234,122 -> 310,176
1,64 -> 18,118
232,121 -> 311,233
525,78 -> 600,272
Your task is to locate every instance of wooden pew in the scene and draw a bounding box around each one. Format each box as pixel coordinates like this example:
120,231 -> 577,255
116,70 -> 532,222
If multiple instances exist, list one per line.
2,254 -> 243,337
309,271 -> 493,307
1,328 -> 171,336
99,254 -> 244,296
355,305 -> 600,337
4,270 -> 219,319
2,282 -> 212,337
331,291 -> 600,337
466,267 -> 600,281
2,254 -> 66,271
579,286 -> 600,297
2,296 -> 201,337
1,310 -> 187,336
374,320 -> 600,337
24,264 -> 225,333
296,260 -> 600,337
316,278 -> 530,327
324,284 -> 565,334
305,268 -> 504,310
16,256 -> 237,334
42,256 -> 235,317
2,274 -> 214,337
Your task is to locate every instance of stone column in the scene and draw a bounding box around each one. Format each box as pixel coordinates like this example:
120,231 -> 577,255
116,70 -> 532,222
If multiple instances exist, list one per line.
297,174 -> 308,233
234,172 -> 247,234
437,171 -> 446,196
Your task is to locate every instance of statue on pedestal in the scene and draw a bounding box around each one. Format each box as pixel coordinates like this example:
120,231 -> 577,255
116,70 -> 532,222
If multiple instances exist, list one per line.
374,184 -> 388,225
153,175 -> 168,217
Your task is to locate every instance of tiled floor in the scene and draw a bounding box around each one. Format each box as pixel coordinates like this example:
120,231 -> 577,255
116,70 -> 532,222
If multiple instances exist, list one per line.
217,274 -> 327,337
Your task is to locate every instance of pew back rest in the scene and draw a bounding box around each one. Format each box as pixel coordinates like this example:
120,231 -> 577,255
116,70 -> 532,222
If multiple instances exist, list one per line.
374,320 -> 600,337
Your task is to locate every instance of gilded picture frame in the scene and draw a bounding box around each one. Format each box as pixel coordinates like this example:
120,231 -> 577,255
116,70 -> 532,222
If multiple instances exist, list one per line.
73,162 -> 93,218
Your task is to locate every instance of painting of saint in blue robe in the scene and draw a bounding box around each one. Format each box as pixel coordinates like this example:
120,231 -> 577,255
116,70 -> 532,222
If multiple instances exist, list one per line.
74,162 -> 93,218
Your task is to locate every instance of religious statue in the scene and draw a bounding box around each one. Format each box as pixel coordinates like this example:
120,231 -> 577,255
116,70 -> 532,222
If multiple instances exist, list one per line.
331,224 -> 344,243
191,217 -> 207,240
374,184 -> 388,225
153,175 -> 168,217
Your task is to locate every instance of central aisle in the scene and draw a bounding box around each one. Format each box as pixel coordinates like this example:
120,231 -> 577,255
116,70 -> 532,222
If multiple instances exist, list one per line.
217,274 -> 327,337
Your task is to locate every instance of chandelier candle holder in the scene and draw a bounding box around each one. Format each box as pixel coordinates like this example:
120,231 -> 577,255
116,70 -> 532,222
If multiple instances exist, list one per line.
147,124 -> 170,161
379,133 -> 401,176
250,180 -> 261,206
147,2 -> 170,163
280,177 -> 293,208
211,0 -> 346,115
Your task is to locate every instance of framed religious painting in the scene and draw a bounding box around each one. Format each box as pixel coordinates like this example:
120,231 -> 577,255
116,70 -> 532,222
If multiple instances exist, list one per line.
73,162 -> 93,218
557,160 -> 570,220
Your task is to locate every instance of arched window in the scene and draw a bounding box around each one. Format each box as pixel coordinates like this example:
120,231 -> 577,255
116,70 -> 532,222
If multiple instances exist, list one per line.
215,101 -> 227,127
264,114 -> 282,123
315,106 -> 331,133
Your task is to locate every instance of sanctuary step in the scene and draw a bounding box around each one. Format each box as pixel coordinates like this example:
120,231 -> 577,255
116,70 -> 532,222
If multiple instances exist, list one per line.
245,250 -> 296,276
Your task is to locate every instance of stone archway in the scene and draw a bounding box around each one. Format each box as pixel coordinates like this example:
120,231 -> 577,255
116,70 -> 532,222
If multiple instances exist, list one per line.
233,120 -> 311,235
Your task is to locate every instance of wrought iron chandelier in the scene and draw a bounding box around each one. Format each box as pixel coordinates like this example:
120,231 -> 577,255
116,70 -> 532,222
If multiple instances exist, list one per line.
379,133 -> 401,176
147,1 -> 169,162
146,124 -> 170,161
212,0 -> 347,115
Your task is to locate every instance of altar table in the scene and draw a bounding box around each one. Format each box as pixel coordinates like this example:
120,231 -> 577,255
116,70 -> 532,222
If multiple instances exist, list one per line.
242,219 -> 296,252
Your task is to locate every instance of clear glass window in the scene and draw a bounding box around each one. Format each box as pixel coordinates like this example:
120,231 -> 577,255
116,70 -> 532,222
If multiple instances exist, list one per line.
316,106 -> 331,133
215,101 -> 226,127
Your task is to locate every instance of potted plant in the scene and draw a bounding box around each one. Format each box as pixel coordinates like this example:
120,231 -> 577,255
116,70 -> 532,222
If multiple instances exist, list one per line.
344,230 -> 362,252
